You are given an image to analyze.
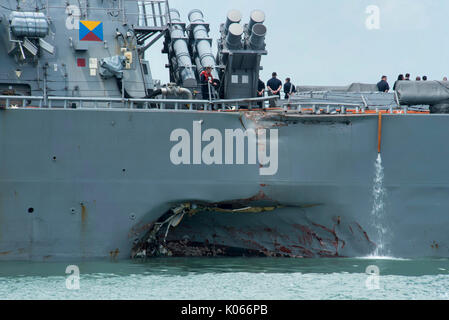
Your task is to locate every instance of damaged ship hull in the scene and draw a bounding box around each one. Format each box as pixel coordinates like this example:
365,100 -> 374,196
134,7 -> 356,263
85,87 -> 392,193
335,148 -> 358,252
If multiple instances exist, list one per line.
0,109 -> 449,260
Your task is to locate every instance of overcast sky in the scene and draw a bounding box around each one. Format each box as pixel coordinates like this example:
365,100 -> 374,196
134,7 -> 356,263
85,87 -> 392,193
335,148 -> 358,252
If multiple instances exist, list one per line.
147,0 -> 449,86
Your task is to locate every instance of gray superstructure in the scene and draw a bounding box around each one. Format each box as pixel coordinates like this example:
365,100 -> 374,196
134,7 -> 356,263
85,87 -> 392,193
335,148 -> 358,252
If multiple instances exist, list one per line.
216,9 -> 267,99
0,0 -> 448,261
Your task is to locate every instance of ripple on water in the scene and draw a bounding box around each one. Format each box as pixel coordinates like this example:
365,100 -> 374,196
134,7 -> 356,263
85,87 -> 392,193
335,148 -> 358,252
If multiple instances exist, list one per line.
0,258 -> 448,300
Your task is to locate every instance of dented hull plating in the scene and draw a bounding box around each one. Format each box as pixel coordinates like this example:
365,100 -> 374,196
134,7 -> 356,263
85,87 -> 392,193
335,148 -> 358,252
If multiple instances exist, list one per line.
1,109 -> 449,260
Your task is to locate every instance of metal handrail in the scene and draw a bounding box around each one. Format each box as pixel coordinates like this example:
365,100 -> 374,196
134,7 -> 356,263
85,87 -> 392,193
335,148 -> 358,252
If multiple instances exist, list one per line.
2,95 -> 415,114
134,0 -> 170,28
0,95 -> 44,108
280,99 -> 412,114
0,95 -> 277,111
285,101 -> 362,107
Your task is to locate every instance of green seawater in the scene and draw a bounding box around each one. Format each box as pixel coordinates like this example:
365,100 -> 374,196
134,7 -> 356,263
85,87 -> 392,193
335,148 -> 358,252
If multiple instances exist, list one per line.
1,257 -> 448,300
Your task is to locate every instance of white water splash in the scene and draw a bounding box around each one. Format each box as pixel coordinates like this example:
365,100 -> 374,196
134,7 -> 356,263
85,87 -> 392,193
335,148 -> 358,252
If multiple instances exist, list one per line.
358,256 -> 409,261
370,154 -> 390,257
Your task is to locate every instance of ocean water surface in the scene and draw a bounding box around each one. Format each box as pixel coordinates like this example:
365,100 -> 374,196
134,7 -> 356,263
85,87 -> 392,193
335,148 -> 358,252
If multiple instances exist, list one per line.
1,257 -> 448,300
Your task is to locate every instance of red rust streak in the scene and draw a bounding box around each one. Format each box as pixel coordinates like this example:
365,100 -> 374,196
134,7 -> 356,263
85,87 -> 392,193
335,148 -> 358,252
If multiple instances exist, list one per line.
291,245 -> 315,258
241,239 -> 268,252
81,204 -> 87,233
312,222 -> 340,255
355,223 -> 376,246
280,246 -> 292,254
312,222 -> 336,236
293,224 -> 314,246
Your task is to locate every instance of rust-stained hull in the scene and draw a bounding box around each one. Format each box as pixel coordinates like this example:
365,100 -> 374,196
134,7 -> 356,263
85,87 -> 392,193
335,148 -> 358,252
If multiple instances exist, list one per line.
1,109 -> 449,260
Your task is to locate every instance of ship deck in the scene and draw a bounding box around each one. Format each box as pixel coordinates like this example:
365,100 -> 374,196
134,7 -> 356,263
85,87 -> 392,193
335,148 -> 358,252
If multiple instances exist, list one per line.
0,94 -> 431,116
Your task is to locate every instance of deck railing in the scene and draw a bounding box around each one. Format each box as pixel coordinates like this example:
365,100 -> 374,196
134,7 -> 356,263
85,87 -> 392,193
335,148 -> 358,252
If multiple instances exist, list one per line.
280,100 -> 411,114
0,95 -> 278,112
1,95 -> 429,114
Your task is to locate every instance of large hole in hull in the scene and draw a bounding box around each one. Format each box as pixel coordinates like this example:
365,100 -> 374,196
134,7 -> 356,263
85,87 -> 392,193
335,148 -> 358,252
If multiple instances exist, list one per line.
131,196 -> 289,258
131,194 -> 377,259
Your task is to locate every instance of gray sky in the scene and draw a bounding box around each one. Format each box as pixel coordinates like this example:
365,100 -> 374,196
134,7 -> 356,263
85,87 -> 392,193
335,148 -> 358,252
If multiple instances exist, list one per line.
147,0 -> 449,86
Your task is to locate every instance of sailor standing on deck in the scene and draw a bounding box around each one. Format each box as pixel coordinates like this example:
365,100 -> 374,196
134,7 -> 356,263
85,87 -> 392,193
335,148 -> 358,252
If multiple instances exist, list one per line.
200,66 -> 218,100
267,72 -> 282,107
257,78 -> 266,108
257,78 -> 266,97
377,76 -> 390,93
283,78 -> 296,99
393,74 -> 404,91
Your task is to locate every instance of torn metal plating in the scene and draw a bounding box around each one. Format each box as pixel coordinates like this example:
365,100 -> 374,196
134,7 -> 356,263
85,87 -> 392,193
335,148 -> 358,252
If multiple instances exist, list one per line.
131,200 -> 284,259
240,111 -> 354,131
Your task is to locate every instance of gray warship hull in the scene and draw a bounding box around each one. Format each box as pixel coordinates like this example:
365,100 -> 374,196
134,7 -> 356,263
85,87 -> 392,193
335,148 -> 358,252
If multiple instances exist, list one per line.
1,108 -> 448,260
1,0 -> 448,261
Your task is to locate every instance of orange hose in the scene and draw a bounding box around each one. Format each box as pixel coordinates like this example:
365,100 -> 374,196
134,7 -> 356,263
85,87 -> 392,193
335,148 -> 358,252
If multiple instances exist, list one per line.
378,112 -> 382,154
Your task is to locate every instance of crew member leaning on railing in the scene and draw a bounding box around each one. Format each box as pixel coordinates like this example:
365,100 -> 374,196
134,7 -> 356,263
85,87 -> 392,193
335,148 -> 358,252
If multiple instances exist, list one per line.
200,66 -> 219,100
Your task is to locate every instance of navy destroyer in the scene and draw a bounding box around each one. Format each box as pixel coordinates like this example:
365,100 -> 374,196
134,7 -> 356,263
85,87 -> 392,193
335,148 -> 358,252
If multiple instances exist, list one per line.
0,0 -> 448,261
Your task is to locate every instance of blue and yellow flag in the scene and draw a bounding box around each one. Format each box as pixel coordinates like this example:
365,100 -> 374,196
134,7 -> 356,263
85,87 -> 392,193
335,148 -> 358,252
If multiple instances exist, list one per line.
79,21 -> 103,42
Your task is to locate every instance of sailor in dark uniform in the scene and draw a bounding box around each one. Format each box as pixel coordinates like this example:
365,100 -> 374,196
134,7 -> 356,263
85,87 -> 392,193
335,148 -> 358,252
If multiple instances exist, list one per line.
377,76 -> 390,93
267,72 -> 282,107
257,78 -> 266,108
283,78 -> 296,99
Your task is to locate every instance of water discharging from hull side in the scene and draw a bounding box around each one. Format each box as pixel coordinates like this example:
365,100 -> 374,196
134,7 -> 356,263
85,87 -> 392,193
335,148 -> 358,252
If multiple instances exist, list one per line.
370,154 -> 390,257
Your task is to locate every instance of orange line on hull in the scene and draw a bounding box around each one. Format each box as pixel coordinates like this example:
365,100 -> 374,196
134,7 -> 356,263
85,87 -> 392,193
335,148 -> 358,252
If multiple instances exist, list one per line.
378,112 -> 382,154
